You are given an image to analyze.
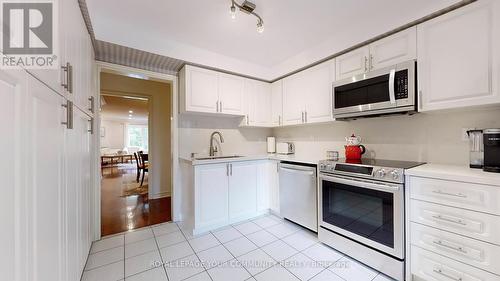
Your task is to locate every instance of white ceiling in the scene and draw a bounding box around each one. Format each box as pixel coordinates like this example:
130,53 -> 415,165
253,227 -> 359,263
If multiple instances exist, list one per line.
86,0 -> 462,80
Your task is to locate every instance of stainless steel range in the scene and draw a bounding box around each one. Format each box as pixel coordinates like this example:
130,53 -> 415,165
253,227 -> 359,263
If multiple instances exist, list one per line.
317,159 -> 424,281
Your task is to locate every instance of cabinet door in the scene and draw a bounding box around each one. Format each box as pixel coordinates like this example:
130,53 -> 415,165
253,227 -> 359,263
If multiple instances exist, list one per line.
369,27 -> 416,70
304,60 -> 335,124
282,72 -> 306,125
335,46 -> 370,80
256,162 -> 270,212
228,162 -> 258,222
417,0 -> 500,111
195,164 -> 229,228
271,80 -> 283,127
247,80 -> 272,127
27,75 -> 66,281
267,161 -> 280,214
218,73 -> 245,115
184,66 -> 219,113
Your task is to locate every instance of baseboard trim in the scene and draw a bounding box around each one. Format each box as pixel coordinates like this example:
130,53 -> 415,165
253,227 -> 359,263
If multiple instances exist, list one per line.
149,191 -> 171,199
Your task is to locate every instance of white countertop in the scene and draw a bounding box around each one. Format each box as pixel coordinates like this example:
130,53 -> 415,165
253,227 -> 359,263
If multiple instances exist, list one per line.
180,154 -> 320,166
406,163 -> 500,186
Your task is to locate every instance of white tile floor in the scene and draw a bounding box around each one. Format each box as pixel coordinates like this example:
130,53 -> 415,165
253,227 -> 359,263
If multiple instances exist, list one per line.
82,214 -> 395,281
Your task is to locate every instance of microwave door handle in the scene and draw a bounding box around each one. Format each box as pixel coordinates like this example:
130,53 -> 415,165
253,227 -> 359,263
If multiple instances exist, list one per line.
389,69 -> 396,104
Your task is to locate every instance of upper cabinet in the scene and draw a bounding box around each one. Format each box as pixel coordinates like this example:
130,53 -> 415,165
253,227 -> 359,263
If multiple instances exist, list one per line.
271,81 -> 283,127
283,59 -> 335,125
417,0 -> 500,111
180,65 -> 244,115
335,27 -> 416,80
243,79 -> 272,127
369,27 -> 416,70
335,47 -> 370,81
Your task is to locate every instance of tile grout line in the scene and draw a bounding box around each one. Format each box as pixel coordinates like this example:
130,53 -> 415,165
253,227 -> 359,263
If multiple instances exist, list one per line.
174,221 -> 215,281
151,225 -> 171,281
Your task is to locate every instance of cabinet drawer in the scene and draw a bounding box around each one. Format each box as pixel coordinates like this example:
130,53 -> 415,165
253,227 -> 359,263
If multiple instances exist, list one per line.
410,177 -> 500,215
411,222 -> 500,275
411,246 -> 500,281
410,200 -> 500,246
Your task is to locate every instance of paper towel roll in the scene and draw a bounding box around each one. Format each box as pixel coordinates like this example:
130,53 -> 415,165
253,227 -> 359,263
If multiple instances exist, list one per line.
267,137 -> 276,153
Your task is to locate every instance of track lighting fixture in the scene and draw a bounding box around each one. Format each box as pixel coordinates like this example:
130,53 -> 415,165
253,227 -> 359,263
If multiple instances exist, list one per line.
229,0 -> 264,33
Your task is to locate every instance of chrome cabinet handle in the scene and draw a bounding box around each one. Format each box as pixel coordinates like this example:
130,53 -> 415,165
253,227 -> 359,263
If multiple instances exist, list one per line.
276,162 -> 279,172
216,101 -> 219,112
226,164 -> 229,176
432,190 -> 467,198
370,54 -> 374,70
305,111 -> 308,123
301,111 -> 304,123
278,115 -> 281,126
61,62 -> 73,93
432,239 -> 467,254
433,268 -> 463,281
219,101 -> 222,112
246,114 -> 249,125
88,118 -> 94,134
388,69 -> 396,104
432,214 -> 467,226
364,56 -> 368,72
230,163 -> 233,176
61,100 -> 73,129
88,96 -> 95,113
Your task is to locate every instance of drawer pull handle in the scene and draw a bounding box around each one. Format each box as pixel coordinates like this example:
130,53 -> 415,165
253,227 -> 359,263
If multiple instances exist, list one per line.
432,215 -> 467,226
432,190 -> 467,198
433,268 -> 463,281
433,240 -> 468,254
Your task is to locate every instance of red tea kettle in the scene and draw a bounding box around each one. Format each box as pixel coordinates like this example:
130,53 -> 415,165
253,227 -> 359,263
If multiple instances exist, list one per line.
345,134 -> 366,160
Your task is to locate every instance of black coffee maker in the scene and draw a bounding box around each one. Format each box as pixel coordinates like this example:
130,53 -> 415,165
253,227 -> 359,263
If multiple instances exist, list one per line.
484,129 -> 500,173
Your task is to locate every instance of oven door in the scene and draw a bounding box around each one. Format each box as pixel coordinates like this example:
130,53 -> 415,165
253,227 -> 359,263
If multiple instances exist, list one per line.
319,173 -> 404,259
332,60 -> 415,119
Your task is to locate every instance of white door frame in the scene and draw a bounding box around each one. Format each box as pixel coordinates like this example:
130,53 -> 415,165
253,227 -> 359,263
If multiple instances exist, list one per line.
94,62 -> 179,240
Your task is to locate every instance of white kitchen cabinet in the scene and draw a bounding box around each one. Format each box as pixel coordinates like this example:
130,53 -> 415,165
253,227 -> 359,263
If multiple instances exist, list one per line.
303,60 -> 335,123
267,161 -> 280,215
229,162 -> 258,221
282,71 -> 307,125
243,79 -> 272,127
181,66 -> 219,114
271,80 -> 283,127
180,65 -> 246,116
195,164 -> 229,229
335,47 -> 370,81
417,0 -> 500,111
218,73 -> 245,115
369,27 -> 416,70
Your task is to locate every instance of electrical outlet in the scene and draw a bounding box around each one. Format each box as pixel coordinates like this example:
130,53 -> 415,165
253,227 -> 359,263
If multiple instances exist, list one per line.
462,128 -> 475,141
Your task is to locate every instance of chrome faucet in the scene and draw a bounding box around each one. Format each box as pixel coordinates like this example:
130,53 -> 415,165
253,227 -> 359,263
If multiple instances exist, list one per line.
209,131 -> 224,157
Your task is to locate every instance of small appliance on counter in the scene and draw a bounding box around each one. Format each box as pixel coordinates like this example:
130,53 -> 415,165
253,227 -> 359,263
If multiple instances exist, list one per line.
467,129 -> 484,169
484,128 -> 500,173
276,142 -> 295,154
267,137 -> 276,153
345,134 -> 366,160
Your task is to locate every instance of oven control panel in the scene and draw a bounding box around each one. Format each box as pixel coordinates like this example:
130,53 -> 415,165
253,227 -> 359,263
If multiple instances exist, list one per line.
319,161 -> 405,184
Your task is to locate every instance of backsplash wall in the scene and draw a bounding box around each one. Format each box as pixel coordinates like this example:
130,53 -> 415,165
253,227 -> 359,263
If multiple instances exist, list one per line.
273,108 -> 500,165
179,115 -> 272,158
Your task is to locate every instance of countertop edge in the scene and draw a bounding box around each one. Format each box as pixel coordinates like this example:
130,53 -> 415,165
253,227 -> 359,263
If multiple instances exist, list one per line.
179,154 -> 319,166
406,163 -> 500,186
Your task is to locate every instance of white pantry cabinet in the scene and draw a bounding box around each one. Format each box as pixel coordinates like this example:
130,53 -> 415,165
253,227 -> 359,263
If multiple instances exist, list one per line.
335,28 -> 416,80
180,65 -> 245,116
417,0 -> 500,111
243,79 -> 272,127
282,59 -> 335,125
271,80 -> 283,127
189,160 -> 272,234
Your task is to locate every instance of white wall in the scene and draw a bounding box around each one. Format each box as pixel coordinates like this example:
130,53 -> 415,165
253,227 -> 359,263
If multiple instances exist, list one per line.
273,108 -> 500,165
100,120 -> 125,149
179,115 -> 272,158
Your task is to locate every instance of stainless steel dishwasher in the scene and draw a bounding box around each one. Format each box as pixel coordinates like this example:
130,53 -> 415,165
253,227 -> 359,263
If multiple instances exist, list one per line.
279,162 -> 318,232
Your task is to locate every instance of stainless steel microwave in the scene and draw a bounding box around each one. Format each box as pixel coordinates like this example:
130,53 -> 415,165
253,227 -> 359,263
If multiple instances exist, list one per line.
332,60 -> 417,120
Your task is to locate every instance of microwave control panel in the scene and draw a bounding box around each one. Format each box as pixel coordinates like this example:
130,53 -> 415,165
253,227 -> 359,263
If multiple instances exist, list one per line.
395,70 -> 408,100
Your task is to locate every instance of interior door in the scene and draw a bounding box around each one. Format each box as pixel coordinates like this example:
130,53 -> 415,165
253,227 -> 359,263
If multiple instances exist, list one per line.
335,46 -> 370,80
195,164 -> 229,228
304,60 -> 335,123
229,162 -> 258,222
218,73 -> 245,115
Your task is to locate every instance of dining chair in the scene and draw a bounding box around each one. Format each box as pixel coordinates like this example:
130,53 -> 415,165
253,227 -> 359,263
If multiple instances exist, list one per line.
134,152 -> 141,183
139,152 -> 148,186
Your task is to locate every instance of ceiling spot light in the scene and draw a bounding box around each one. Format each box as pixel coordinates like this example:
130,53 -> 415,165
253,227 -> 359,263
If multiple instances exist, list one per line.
229,0 -> 264,33
129,110 -> 133,113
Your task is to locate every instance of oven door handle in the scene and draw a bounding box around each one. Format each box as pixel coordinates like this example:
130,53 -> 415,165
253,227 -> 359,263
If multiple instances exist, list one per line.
320,174 -> 402,193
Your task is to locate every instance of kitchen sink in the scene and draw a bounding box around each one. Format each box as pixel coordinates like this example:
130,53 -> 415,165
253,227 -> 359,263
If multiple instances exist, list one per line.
194,155 -> 244,160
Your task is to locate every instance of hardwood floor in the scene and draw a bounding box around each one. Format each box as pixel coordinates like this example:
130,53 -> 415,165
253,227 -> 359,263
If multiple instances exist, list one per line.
101,163 -> 171,236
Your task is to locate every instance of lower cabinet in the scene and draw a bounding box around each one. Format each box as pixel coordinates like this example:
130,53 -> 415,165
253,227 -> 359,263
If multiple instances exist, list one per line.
192,160 -> 276,234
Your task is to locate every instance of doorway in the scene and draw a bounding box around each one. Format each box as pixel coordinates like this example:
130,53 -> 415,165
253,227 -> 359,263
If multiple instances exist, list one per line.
98,70 -> 173,236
